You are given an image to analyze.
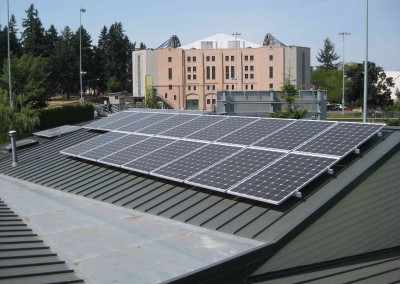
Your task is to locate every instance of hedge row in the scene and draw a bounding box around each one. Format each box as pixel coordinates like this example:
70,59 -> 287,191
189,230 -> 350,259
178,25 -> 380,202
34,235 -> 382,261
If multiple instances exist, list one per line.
37,104 -> 94,130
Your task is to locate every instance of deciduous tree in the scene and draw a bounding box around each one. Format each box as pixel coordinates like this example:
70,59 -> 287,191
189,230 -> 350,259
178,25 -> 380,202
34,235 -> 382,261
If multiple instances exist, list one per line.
345,62 -> 394,109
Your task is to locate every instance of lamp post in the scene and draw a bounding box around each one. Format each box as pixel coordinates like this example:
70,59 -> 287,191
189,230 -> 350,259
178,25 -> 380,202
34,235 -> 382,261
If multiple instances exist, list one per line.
363,0 -> 368,123
7,0 -> 13,108
79,7 -> 86,104
338,32 -> 350,115
232,32 -> 241,91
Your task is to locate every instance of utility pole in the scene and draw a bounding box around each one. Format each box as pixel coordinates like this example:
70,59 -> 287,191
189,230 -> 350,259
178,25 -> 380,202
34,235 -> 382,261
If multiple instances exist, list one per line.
338,32 -> 350,115
363,0 -> 368,123
232,32 -> 241,91
7,0 -> 13,108
79,7 -> 86,104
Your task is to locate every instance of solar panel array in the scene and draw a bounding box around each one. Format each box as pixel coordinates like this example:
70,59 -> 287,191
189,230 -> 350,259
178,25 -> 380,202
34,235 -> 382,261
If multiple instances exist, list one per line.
34,125 -> 81,138
62,110 -> 385,205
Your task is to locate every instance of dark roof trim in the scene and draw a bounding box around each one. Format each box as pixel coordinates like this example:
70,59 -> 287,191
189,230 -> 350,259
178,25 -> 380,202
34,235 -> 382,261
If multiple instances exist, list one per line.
0,198 -> 84,283
247,246 -> 400,283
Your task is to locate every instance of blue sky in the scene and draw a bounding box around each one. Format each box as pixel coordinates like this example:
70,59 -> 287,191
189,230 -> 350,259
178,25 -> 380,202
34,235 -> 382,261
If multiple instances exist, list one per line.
1,0 -> 399,70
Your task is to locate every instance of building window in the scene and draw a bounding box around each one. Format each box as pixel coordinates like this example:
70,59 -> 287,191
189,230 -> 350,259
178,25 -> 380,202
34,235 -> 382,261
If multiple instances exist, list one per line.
212,66 -> 216,80
251,84 -> 254,90
188,86 -> 191,90
169,85 -> 172,90
212,99 -> 216,105
225,66 -> 229,79
193,66 -> 197,72
194,86 -> 196,90
231,55 -> 234,61
206,56 -> 210,61
212,56 -> 215,61
231,66 -> 235,79
192,56 -> 196,62
245,84 -> 248,90
164,93 -> 168,98
244,55 -> 248,61
168,68 -> 172,80
269,83 -> 273,89
193,74 -> 197,80
168,57 -> 172,62
188,66 -> 191,72
226,85 -> 229,90
188,74 -> 191,80
174,95 -> 177,100
187,56 -> 191,62
207,85 -> 210,90
250,55 -> 254,61
225,55 -> 229,61
245,66 -> 248,71
206,66 -> 210,80
232,85 -> 234,90
250,66 -> 254,71
207,99 -> 211,104
269,66 -> 273,79
250,74 -> 254,79
212,85 -> 215,90
115,96 -> 119,100
245,74 -> 249,79
269,55 -> 273,61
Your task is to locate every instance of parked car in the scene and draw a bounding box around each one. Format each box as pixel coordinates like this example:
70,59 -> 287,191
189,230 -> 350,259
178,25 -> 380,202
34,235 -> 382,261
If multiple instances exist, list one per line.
326,102 -> 336,111
335,104 -> 350,111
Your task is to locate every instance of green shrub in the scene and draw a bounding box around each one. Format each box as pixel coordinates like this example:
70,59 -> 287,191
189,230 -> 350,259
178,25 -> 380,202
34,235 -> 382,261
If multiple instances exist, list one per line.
269,109 -> 308,119
384,118 -> 400,126
37,104 -> 94,130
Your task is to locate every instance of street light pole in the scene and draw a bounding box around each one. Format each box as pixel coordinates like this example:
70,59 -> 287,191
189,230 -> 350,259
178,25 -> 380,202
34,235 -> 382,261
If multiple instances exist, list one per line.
232,32 -> 241,91
7,0 -> 13,109
363,0 -> 368,123
339,32 -> 350,115
79,7 -> 86,104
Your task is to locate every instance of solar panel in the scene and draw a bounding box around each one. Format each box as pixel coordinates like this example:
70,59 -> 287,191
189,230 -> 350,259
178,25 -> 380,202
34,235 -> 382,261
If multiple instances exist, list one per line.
186,149 -> 285,192
187,116 -> 258,142
61,110 -> 386,206
122,140 -> 205,173
116,113 -> 176,133
152,144 -> 243,182
33,125 -> 81,138
216,118 -> 294,146
295,122 -> 385,156
60,132 -> 127,157
160,115 -> 225,138
78,134 -> 148,161
137,114 -> 200,135
228,153 -> 337,205
98,112 -> 158,131
83,112 -> 137,129
253,120 -> 336,151
128,108 -> 208,114
99,136 -> 176,167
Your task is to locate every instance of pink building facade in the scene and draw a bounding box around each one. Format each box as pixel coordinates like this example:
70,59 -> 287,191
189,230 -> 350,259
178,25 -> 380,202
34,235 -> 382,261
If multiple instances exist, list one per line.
132,33 -> 310,110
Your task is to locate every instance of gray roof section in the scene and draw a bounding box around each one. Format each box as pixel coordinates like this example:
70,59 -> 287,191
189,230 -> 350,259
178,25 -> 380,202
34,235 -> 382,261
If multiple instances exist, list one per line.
0,174 -> 261,284
0,126 -> 399,283
0,196 -> 83,283
0,129 -> 289,241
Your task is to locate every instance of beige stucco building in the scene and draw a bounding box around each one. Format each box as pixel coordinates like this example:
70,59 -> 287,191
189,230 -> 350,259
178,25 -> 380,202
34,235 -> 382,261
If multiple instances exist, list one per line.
132,33 -> 310,110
